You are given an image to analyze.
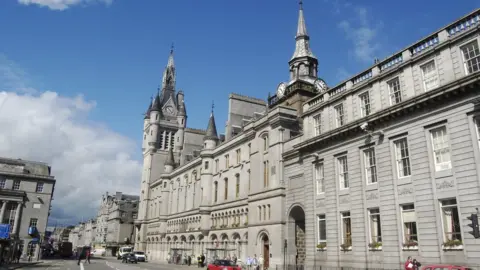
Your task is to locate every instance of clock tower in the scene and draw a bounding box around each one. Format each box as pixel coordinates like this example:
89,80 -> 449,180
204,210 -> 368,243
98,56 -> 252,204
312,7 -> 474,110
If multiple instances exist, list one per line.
268,0 -> 327,115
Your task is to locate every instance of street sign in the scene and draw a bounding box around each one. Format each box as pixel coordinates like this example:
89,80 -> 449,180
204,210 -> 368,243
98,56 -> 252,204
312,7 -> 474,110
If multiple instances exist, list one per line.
0,224 -> 10,239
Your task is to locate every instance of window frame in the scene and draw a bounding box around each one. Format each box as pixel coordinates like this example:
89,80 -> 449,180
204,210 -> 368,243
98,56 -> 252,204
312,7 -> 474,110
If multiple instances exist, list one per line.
235,174 -> 240,199
460,39 -> 480,75
429,125 -> 452,172
36,182 -> 44,193
387,77 -> 402,105
313,113 -> 322,136
224,178 -> 228,200
334,103 -> 345,127
213,181 -> 218,203
263,160 -> 269,188
420,59 -> 439,91
393,137 -> 412,179
315,162 -> 325,194
337,156 -> 349,190
12,180 -> 20,191
236,149 -> 241,164
359,91 -> 371,117
363,147 -> 377,185
225,154 -> 230,169
401,204 -> 418,246
317,214 -> 327,244
439,199 -> 462,243
341,212 -> 352,246
368,208 -> 382,244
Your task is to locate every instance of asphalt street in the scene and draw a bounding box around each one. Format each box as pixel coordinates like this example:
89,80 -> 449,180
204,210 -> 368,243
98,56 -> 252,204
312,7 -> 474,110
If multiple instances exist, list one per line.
3,257 -> 201,270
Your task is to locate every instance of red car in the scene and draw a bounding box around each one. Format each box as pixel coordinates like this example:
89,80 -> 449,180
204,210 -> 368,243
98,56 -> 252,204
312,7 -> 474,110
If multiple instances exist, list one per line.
207,259 -> 241,270
422,264 -> 473,270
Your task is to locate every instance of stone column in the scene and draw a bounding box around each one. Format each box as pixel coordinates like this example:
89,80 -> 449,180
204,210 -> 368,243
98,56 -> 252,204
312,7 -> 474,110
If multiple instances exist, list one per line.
13,202 -> 22,235
0,201 -> 6,223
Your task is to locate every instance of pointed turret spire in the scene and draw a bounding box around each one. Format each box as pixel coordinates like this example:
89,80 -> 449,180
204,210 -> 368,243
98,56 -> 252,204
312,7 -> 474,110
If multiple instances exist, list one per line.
204,101 -> 218,141
167,43 -> 175,68
291,0 -> 316,60
162,44 -> 176,91
165,146 -> 175,166
144,96 -> 153,119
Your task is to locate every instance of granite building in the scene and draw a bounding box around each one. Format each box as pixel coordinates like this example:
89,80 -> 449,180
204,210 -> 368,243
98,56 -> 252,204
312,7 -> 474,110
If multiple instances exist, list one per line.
0,157 -> 55,258
134,3 -> 321,268
280,7 -> 480,269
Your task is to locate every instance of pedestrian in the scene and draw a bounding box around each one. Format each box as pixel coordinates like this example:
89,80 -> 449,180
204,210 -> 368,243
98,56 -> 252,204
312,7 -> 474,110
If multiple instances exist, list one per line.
187,255 -> 191,266
84,248 -> 91,264
77,248 -> 85,266
15,249 -> 21,263
201,254 -> 205,267
404,256 -> 414,270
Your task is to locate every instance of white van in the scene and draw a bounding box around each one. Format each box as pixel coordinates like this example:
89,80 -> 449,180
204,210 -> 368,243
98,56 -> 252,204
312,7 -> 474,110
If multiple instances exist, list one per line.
117,246 -> 133,259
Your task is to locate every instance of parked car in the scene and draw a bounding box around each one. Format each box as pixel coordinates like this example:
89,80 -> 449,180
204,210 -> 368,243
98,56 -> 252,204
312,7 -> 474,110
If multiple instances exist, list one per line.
121,253 -> 138,264
422,265 -> 474,270
133,251 -> 146,262
207,260 -> 241,270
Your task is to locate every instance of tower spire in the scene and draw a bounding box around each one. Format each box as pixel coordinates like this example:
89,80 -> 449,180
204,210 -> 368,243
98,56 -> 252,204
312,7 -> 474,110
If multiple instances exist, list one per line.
291,0 -> 315,60
168,43 -> 174,67
204,102 -> 218,142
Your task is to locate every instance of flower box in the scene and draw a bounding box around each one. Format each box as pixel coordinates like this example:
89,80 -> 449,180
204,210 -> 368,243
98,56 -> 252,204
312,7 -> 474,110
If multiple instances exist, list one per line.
368,242 -> 382,251
316,243 -> 327,251
340,244 -> 352,251
402,246 -> 419,251
442,240 -> 463,251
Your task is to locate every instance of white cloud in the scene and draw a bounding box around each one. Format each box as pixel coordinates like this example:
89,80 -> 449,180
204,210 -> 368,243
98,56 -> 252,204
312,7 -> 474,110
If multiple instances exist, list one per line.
0,55 -> 141,225
17,0 -> 113,11
338,7 -> 383,63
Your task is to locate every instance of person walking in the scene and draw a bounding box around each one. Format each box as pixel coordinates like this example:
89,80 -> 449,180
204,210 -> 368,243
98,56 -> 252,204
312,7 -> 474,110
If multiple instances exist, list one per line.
84,248 -> 91,264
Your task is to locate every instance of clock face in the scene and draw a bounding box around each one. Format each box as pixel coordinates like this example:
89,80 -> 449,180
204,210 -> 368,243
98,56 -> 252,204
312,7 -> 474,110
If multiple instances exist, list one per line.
277,82 -> 287,98
164,106 -> 174,115
314,79 -> 328,92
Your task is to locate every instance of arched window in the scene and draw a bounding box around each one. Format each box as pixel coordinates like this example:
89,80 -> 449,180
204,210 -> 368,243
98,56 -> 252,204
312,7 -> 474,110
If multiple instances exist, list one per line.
224,178 -> 228,200
214,182 -> 218,203
235,174 -> 240,199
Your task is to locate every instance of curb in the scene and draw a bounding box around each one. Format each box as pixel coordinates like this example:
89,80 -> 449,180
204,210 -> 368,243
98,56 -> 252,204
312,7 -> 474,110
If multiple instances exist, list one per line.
0,262 -> 42,270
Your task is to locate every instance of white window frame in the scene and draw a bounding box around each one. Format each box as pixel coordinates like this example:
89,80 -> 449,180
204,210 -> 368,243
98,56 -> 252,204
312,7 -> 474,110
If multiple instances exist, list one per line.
401,204 -> 418,245
236,149 -> 241,164
393,138 -> 411,178
368,208 -> 382,244
225,154 -> 230,169
363,148 -> 377,184
215,159 -> 219,173
387,77 -> 402,105
337,156 -> 349,190
420,60 -> 439,91
313,114 -> 322,136
359,91 -> 371,117
440,199 -> 462,242
36,182 -> 44,193
315,162 -> 325,194
0,178 -> 5,189
461,40 -> 480,75
317,214 -> 326,244
430,126 -> 452,172
334,104 -> 345,127
341,212 -> 352,246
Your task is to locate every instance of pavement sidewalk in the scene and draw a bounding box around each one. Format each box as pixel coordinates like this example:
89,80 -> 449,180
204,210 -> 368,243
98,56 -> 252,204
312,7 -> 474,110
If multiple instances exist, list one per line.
0,261 -> 43,270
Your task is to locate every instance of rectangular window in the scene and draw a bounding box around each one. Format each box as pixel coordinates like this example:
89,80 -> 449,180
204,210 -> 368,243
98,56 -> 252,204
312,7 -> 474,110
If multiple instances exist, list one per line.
341,212 -> 352,246
421,60 -> 438,91
313,114 -> 321,136
359,92 -> 371,117
224,179 -> 228,200
263,136 -> 269,152
235,175 -> 240,198
363,148 -> 377,184
258,206 -> 261,221
263,161 -> 269,188
133,213 -> 137,219
236,149 -> 241,164
215,159 -> 219,173
388,77 -> 402,105
461,41 -> 480,75
368,209 -> 382,244
334,104 -> 345,127
225,155 -> 230,168
214,182 -> 218,202
430,126 -> 452,171
29,218 -> 38,227
0,178 -> 5,189
440,199 -> 462,242
204,161 -> 209,170
12,180 -> 20,190
394,138 -> 411,178
315,162 -> 324,194
401,204 -> 418,245
338,156 -> 349,189
36,183 -> 44,193
317,214 -> 326,244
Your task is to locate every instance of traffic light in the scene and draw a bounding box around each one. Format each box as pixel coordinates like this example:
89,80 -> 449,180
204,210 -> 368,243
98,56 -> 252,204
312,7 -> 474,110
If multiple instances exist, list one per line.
467,213 -> 480,239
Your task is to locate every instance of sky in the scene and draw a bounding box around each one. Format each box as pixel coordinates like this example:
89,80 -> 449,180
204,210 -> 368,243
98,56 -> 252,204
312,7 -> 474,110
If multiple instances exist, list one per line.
0,0 -> 478,226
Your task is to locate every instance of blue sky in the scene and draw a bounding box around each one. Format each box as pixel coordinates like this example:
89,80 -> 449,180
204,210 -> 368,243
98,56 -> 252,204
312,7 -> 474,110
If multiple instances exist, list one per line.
0,0 -> 479,224
1,0 -> 478,148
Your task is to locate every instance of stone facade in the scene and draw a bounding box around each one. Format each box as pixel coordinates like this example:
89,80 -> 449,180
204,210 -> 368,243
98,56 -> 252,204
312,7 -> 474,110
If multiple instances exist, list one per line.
135,3 -> 321,268
282,8 -> 480,269
0,157 -> 55,258
68,219 -> 96,248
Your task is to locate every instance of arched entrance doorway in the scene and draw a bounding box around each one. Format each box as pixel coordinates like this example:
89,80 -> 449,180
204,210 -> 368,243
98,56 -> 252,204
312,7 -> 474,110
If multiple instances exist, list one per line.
288,205 -> 306,266
262,235 -> 270,268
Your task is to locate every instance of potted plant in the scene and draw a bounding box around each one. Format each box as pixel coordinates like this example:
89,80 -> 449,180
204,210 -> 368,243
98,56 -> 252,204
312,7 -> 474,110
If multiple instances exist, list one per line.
316,243 -> 327,251
402,240 -> 418,250
340,243 -> 352,251
442,239 -> 463,250
368,242 -> 382,251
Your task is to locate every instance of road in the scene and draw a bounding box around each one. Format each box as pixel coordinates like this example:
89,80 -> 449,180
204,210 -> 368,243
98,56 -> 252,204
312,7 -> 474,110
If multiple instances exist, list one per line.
6,257 -> 200,270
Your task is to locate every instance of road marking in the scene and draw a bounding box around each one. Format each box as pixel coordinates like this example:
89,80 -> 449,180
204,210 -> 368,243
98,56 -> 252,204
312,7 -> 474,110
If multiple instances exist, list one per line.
80,262 -> 85,270
105,261 -> 121,270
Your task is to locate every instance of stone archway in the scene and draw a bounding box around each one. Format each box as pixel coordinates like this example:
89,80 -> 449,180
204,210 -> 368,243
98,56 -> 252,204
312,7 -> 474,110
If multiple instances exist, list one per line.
261,234 -> 270,268
288,204 -> 306,266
